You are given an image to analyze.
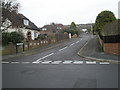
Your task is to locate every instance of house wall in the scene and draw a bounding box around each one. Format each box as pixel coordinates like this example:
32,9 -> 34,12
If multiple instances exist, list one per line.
103,43 -> 120,55
5,28 -> 40,40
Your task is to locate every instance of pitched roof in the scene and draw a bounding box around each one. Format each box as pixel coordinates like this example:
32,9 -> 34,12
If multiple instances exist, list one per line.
42,23 -> 65,31
2,9 -> 39,30
18,14 -> 39,30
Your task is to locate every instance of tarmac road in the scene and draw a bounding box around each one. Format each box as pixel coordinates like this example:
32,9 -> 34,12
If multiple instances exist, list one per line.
2,33 -> 118,88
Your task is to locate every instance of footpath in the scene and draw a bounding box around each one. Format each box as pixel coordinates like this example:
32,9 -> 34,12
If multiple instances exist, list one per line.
78,35 -> 120,64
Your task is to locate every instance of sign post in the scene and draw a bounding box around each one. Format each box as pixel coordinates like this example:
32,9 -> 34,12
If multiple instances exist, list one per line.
16,43 -> 24,53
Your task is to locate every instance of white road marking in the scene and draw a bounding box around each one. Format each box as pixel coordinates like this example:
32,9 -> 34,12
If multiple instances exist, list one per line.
21,62 -> 30,64
59,46 -> 68,51
70,43 -> 75,46
63,61 -> 72,64
86,61 -> 96,64
32,61 -> 40,64
100,62 -> 110,65
11,62 -> 20,64
2,62 -> 9,64
34,53 -> 54,63
51,61 -> 62,64
41,61 -> 52,64
73,61 -> 83,64
76,41 -> 79,43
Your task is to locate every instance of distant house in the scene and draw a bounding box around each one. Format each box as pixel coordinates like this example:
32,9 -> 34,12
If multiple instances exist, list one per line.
99,20 -> 120,55
2,13 -> 40,41
40,23 -> 65,35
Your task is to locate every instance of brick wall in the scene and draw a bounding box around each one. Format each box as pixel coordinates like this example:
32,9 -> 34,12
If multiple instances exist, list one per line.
104,43 -> 120,55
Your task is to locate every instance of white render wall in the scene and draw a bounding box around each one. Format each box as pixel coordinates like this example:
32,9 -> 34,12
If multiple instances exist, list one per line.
4,28 -> 40,40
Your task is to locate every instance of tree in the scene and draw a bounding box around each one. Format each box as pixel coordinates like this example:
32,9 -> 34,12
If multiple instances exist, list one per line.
10,32 -> 24,45
2,0 -> 20,30
2,31 -> 24,46
2,32 -> 11,46
70,22 -> 77,30
94,10 -> 116,32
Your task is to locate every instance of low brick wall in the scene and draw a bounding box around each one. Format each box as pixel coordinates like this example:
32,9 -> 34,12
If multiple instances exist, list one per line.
104,43 -> 120,55
98,34 -> 120,55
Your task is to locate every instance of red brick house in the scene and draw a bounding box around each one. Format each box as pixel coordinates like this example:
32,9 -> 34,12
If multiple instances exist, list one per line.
40,23 -> 65,35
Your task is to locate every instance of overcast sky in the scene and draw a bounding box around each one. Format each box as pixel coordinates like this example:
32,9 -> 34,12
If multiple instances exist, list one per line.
18,0 -> 119,27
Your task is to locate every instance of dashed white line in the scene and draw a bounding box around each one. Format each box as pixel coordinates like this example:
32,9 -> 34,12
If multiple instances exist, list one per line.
76,41 -> 79,43
70,43 -> 75,46
73,61 -> 83,64
41,61 -> 52,64
32,61 -> 40,64
21,62 -> 30,64
59,46 -> 68,51
51,61 -> 62,64
2,62 -> 9,64
100,62 -> 110,65
63,61 -> 72,64
86,61 -> 96,64
11,62 -> 20,64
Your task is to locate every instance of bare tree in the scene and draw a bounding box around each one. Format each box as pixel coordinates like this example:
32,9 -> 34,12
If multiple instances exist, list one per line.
1,0 -> 20,31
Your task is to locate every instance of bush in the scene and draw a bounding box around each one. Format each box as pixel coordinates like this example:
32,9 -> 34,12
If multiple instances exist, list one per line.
2,32 -> 11,46
2,31 -> 24,46
36,34 -> 46,40
10,32 -> 24,45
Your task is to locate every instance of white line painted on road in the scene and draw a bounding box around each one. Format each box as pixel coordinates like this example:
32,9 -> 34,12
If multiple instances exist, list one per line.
32,61 -> 41,64
73,61 -> 83,64
86,61 -> 96,64
2,61 -> 9,64
41,61 -> 52,64
51,61 -> 62,64
59,46 -> 68,51
76,41 -> 79,43
100,62 -> 110,65
70,43 -> 75,46
63,61 -> 73,64
11,62 -> 20,64
21,62 -> 30,64
33,53 -> 54,63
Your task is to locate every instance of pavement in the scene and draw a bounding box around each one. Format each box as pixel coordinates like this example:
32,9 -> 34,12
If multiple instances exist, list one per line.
78,35 -> 120,64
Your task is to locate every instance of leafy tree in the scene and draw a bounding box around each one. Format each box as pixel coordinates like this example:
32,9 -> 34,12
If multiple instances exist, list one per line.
70,22 -> 77,30
2,32 -> 11,46
94,10 -> 116,32
62,28 -> 78,36
10,32 -> 24,45
2,31 -> 24,46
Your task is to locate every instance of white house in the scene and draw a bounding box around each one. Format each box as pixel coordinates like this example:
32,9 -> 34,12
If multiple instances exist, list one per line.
2,13 -> 40,40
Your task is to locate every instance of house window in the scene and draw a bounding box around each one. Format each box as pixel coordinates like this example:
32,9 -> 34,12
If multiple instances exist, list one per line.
34,32 -> 37,38
42,28 -> 47,31
23,19 -> 29,26
57,27 -> 62,30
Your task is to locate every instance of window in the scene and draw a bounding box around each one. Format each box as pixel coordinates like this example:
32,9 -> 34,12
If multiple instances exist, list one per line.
23,19 -> 29,26
42,28 -> 47,31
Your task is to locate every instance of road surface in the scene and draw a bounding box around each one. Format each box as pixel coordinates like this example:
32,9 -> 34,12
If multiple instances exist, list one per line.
2,33 -> 118,88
